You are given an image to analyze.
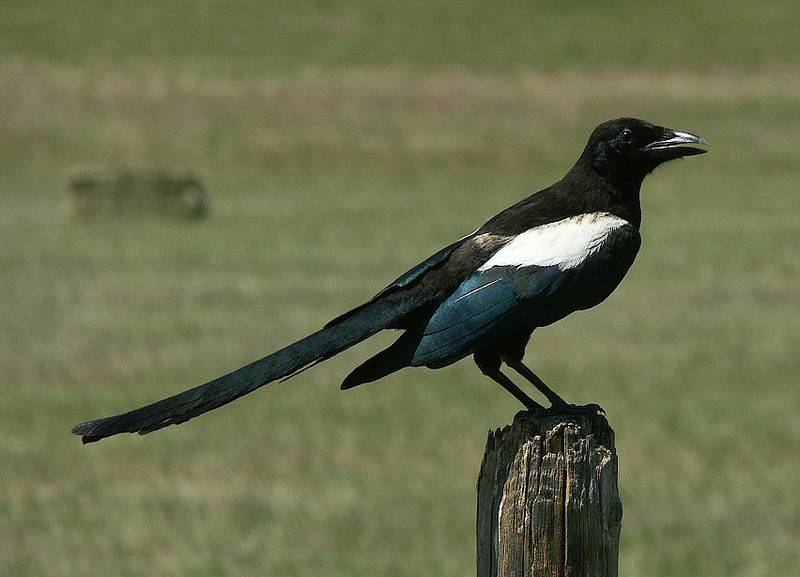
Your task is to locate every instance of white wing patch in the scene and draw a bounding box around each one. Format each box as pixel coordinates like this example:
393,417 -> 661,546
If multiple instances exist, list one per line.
478,212 -> 630,272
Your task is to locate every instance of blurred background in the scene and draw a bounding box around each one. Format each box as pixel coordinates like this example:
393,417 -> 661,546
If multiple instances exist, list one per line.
2,1 -> 799,576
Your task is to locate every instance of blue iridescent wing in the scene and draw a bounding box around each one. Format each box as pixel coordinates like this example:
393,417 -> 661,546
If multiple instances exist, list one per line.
411,265 -> 565,367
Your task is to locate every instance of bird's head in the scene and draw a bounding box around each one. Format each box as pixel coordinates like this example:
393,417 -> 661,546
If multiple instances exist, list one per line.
581,117 -> 708,184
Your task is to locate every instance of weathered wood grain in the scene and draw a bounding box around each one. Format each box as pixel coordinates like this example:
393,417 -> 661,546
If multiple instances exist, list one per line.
477,409 -> 622,577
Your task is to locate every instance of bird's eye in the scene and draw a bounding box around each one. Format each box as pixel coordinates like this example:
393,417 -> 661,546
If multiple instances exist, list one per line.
620,128 -> 633,145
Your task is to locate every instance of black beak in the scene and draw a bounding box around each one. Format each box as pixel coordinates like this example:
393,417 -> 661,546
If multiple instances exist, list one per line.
641,130 -> 709,158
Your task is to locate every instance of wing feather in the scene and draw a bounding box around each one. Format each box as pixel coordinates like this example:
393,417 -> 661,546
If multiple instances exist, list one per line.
410,265 -> 564,367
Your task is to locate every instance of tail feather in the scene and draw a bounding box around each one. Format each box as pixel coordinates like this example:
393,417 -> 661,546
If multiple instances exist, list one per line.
340,330 -> 420,390
72,298 -> 411,443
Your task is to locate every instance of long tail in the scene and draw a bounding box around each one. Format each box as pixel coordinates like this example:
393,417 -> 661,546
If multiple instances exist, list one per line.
72,297 -> 411,443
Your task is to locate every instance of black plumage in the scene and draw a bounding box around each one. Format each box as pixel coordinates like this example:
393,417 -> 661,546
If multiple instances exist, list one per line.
72,117 -> 707,443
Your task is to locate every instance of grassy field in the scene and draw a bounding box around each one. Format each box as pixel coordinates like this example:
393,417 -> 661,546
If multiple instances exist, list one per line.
2,2 -> 799,576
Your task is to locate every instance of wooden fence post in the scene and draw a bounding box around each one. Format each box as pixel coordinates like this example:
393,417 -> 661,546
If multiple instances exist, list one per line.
476,410 -> 622,577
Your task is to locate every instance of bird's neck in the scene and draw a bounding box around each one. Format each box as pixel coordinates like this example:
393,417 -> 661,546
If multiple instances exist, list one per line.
561,161 -> 643,229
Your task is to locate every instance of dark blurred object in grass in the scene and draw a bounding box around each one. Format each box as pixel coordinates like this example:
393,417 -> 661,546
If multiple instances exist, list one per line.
70,169 -> 209,221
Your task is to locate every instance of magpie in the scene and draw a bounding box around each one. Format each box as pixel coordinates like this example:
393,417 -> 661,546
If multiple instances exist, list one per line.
72,118 -> 708,443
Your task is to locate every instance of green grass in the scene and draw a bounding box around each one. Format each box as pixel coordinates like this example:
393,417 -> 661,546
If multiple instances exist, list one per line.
3,0 -> 800,74
2,2 -> 800,576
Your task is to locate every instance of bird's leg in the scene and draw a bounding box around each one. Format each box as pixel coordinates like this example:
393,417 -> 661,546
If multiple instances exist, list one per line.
474,350 -> 543,411
506,361 -> 605,416
475,362 -> 542,412
506,360 -> 569,409
488,369 -> 544,412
